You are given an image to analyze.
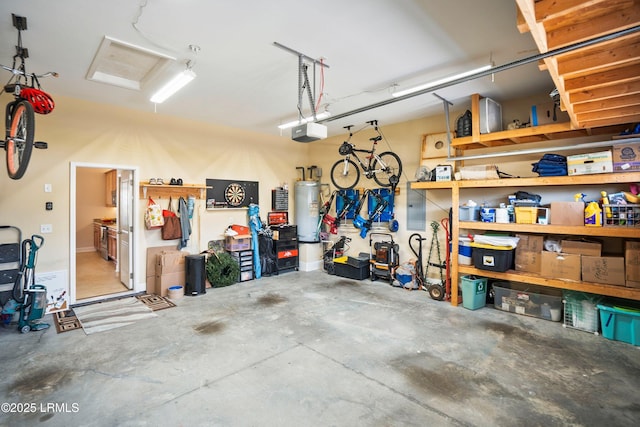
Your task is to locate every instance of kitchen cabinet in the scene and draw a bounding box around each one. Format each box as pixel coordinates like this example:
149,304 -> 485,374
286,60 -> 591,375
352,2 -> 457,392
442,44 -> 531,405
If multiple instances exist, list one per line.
412,172 -> 640,306
105,169 -> 117,207
107,228 -> 117,261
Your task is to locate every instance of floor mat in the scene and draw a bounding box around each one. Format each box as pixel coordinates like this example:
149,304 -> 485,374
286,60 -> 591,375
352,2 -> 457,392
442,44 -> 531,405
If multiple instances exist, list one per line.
73,297 -> 157,335
53,309 -> 82,333
136,294 -> 176,311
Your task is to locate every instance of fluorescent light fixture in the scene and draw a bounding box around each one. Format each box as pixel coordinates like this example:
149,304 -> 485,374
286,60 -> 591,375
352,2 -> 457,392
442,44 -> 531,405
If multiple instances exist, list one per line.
391,64 -> 493,97
278,110 -> 331,130
150,69 -> 196,103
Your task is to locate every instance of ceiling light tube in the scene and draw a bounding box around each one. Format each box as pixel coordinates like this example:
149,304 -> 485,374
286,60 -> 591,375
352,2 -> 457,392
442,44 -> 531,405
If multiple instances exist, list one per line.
278,110 -> 331,130
150,69 -> 196,103
391,64 -> 493,98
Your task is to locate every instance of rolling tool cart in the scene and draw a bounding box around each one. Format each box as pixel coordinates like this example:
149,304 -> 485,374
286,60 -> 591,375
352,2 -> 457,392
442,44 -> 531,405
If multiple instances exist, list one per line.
369,232 -> 399,283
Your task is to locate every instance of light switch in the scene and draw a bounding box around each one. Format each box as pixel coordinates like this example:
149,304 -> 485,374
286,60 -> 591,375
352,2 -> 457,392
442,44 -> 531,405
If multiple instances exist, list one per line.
44,184 -> 52,192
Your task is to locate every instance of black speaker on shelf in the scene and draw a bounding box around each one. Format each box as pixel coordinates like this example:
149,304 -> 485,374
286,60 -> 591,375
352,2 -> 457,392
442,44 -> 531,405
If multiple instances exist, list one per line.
185,254 -> 206,296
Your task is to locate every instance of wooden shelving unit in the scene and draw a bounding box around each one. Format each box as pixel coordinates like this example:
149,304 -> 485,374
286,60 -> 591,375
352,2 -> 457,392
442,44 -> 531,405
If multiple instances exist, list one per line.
515,0 -> 640,129
139,182 -> 210,200
449,94 -> 630,151
412,171 -> 640,306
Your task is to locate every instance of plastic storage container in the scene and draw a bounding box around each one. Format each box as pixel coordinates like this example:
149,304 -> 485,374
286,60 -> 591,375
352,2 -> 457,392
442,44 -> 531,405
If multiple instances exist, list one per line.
493,281 -> 562,321
334,255 -> 370,280
602,204 -> 640,227
471,243 -> 514,272
461,275 -> 488,310
458,237 -> 473,265
459,206 -> 480,221
597,304 -> 640,346
479,97 -> 502,134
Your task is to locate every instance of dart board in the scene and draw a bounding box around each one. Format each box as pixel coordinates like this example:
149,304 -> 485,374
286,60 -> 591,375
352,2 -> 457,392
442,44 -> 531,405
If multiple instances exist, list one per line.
225,182 -> 246,207
206,179 -> 259,209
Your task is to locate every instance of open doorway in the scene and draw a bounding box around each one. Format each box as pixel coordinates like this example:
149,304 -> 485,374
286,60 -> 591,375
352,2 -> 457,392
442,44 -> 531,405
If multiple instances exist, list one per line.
69,163 -> 139,304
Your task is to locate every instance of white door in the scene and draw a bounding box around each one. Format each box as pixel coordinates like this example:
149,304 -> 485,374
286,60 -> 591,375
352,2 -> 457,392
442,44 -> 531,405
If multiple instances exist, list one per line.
119,170 -> 133,289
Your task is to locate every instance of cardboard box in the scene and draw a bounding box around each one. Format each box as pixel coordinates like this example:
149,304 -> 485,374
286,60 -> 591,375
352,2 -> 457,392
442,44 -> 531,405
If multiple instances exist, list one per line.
435,165 -> 452,181
146,245 -> 176,293
567,151 -> 613,175
550,201 -> 584,226
530,102 -> 570,126
560,239 -> 602,256
540,251 -> 581,281
515,250 -> 542,274
225,235 -> 252,251
516,234 -> 544,252
156,250 -> 187,275
514,234 -> 543,273
613,142 -> 640,172
155,271 -> 185,297
625,241 -> 640,287
581,255 -> 625,286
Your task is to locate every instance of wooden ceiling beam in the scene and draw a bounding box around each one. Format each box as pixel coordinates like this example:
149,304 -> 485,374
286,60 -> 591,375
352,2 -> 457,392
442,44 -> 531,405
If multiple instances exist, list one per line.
564,63 -> 640,92
573,93 -> 640,114
534,0 -> 621,23
556,35 -> 640,76
577,113 -> 640,128
546,3 -> 640,50
576,104 -> 640,122
569,80 -> 640,104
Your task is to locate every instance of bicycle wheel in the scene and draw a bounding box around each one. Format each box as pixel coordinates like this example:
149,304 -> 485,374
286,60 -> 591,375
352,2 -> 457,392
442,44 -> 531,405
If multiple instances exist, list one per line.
330,158 -> 360,190
5,100 -> 35,180
372,151 -> 402,187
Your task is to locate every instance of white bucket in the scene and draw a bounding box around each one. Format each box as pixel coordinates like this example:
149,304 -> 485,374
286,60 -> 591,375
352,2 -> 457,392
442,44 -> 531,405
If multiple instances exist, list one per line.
167,285 -> 183,300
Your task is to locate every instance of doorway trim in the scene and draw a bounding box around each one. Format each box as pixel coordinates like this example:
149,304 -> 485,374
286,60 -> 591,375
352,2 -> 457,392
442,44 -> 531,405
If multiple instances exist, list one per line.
69,162 -> 140,305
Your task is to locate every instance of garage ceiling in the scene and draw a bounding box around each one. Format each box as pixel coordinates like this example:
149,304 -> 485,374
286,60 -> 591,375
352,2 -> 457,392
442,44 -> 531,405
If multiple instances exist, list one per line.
0,0 -> 560,138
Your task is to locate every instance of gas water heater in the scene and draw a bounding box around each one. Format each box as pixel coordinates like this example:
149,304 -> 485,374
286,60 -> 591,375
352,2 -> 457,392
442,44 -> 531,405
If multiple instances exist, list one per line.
294,180 -> 320,242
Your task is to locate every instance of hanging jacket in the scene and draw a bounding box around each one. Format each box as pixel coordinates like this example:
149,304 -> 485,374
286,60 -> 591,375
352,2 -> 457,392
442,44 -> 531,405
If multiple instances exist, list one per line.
177,196 -> 191,250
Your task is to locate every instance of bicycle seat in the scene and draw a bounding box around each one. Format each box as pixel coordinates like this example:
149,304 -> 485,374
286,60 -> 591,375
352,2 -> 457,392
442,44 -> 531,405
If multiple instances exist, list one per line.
370,136 -> 382,142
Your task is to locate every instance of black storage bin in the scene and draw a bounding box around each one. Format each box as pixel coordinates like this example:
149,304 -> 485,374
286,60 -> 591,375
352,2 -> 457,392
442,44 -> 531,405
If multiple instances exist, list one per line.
334,256 -> 370,280
471,246 -> 514,272
185,254 -> 206,295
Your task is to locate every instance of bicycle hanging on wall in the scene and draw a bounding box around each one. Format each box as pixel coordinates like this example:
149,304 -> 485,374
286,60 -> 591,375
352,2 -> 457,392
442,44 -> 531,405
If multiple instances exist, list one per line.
0,14 -> 56,180
330,120 -> 402,190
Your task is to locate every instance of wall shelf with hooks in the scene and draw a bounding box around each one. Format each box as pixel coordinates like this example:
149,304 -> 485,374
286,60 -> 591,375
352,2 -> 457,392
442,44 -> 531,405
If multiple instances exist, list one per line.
139,182 -> 210,200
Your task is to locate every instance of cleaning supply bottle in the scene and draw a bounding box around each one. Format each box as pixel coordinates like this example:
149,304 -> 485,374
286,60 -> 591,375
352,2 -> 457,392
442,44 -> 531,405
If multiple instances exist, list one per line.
601,191 -> 612,219
585,201 -> 602,226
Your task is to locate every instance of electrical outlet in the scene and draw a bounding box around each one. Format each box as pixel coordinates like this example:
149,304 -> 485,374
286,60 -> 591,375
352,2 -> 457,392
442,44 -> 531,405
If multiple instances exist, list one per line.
40,224 -> 53,233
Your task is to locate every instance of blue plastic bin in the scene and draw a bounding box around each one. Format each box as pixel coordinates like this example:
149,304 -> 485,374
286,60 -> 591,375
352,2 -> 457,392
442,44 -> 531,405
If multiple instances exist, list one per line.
461,275 -> 488,310
597,304 -> 640,346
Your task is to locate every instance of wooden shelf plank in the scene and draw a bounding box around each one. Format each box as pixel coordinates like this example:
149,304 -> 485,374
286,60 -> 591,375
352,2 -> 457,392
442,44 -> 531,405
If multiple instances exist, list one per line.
411,172 -> 640,190
458,221 -> 640,238
139,183 -> 210,200
459,266 -> 640,301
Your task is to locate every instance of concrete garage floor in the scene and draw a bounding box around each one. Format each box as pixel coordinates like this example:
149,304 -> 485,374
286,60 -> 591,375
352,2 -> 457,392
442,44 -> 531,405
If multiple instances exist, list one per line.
1,270 -> 639,426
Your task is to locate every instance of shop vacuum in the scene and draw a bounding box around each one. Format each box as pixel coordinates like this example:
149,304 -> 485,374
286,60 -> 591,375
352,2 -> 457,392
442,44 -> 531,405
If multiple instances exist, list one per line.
0,226 -> 50,333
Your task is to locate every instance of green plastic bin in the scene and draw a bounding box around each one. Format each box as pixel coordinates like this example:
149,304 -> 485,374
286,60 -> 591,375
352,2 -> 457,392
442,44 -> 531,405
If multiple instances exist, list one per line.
461,275 -> 488,310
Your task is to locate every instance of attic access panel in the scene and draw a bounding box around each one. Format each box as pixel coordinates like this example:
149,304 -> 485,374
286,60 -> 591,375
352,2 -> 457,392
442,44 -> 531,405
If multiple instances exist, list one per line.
86,36 -> 175,90
206,179 -> 259,209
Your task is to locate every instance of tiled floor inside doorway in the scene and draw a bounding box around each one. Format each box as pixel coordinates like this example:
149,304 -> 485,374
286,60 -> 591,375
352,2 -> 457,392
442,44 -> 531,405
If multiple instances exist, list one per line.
76,251 -> 128,300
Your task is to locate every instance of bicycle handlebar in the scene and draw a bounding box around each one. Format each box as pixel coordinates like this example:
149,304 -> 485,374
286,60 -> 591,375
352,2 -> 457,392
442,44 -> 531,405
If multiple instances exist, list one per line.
0,64 -> 58,79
